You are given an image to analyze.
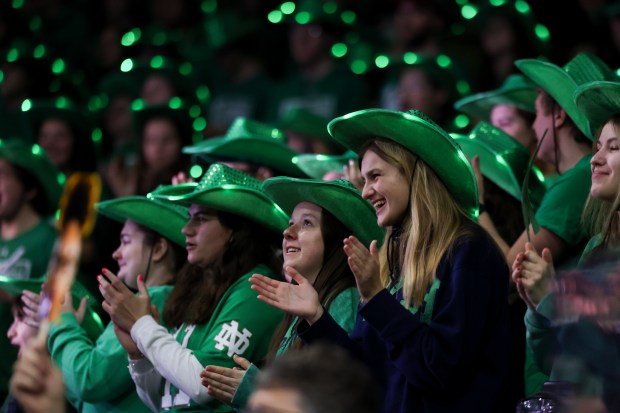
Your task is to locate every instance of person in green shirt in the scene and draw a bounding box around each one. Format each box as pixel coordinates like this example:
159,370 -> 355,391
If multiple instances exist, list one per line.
99,164 -> 287,412
198,178 -> 384,410
513,80 -> 620,410
47,195 -> 188,413
0,140 -> 63,405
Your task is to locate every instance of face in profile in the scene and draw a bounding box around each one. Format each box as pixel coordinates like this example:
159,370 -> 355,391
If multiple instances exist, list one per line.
112,220 -> 152,290
360,150 -> 410,227
490,104 -> 536,149
282,202 -> 325,283
181,205 -> 232,267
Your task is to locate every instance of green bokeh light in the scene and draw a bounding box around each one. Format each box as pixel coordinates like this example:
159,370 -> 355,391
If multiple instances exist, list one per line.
331,43 -> 347,58
190,164 -> 203,179
120,59 -> 134,72
268,10 -> 283,23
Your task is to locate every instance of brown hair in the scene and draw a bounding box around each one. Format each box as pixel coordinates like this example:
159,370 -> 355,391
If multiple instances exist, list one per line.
163,211 -> 282,327
265,208 -> 355,362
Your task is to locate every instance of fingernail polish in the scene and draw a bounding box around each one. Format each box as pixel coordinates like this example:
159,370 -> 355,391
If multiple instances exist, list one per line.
138,274 -> 144,281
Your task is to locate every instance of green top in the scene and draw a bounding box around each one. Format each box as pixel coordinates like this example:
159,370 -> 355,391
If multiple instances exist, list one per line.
230,287 -> 360,410
535,155 -> 592,269
48,285 -> 173,413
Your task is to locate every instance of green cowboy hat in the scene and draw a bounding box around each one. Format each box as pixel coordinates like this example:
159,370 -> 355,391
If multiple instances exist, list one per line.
451,122 -> 546,209
22,96 -> 94,141
328,108 -> 479,216
0,276 -> 104,341
574,81 -> 620,137
276,107 -> 337,146
131,98 -> 201,145
515,53 -> 618,140
149,163 -> 289,235
292,150 -> 357,180
183,117 -> 307,177
0,139 -> 64,213
95,195 -> 189,247
262,177 -> 385,248
454,74 -> 537,120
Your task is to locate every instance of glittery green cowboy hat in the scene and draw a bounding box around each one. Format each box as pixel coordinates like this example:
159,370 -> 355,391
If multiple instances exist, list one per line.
454,74 -> 537,120
183,117 -> 307,177
22,96 -> 94,140
451,122 -> 546,209
515,53 -> 618,140
292,150 -> 357,180
262,177 -> 384,247
149,163 -> 289,235
131,98 -> 201,144
0,139 -> 64,213
574,81 -> 620,136
95,195 -> 188,247
328,108 -> 479,216
0,276 -> 104,341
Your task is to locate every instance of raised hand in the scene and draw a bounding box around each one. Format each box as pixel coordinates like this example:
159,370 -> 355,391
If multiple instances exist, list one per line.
21,290 -> 42,328
10,331 -> 65,413
59,290 -> 88,324
249,266 -> 323,324
200,354 -> 251,405
343,159 -> 363,191
343,236 -> 382,302
512,242 -> 555,310
99,269 -> 151,332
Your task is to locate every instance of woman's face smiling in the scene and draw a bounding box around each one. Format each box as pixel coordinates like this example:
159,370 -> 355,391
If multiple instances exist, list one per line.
112,220 -> 151,290
360,150 -> 410,227
590,122 -> 620,203
182,205 -> 232,267
282,202 -> 324,284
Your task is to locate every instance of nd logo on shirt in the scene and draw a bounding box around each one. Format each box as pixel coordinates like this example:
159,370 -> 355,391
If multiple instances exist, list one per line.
161,320 -> 254,409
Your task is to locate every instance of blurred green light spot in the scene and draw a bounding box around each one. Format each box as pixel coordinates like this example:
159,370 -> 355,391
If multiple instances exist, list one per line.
490,0 -> 506,6
55,209 -> 61,221
351,60 -> 367,75
92,128 -> 102,142
21,99 -> 31,112
153,32 -> 167,46
179,62 -> 192,75
323,2 -> 337,14
457,80 -> 471,96
375,55 -> 389,69
33,45 -> 46,58
403,52 -> 419,65
341,10 -> 356,25
196,85 -> 210,102
189,165 -> 203,179
514,0 -> 531,14
331,43 -> 347,58
0,71 -> 3,83
455,114 -> 470,129
455,0 -> 467,5
12,0 -> 24,8
268,10 -> 283,23
30,16 -> 41,31
193,117 -> 207,131
122,31 -> 136,46
189,105 -> 201,117
58,174 -> 66,185
151,55 -> 164,69
535,24 -> 550,41
120,59 -> 134,72
7,49 -> 18,62
56,96 -> 68,108
461,4 -> 478,19
201,0 -> 217,13
169,97 -> 182,109
296,12 -> 310,24
281,2 -> 295,14
31,144 -> 42,155
131,99 -> 145,111
436,54 -> 452,68
52,59 -> 65,74
616,68 -> 620,77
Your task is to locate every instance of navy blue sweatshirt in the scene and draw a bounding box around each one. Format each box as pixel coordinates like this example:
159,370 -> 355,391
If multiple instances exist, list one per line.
299,226 -> 512,413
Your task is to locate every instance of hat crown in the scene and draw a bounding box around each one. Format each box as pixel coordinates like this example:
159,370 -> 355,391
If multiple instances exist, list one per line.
196,163 -> 262,193
225,117 -> 287,144
563,53 -> 617,86
500,74 -> 536,92
469,122 -> 529,155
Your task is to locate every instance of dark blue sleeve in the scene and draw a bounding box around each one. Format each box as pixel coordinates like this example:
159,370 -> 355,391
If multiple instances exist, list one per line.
359,234 -> 509,393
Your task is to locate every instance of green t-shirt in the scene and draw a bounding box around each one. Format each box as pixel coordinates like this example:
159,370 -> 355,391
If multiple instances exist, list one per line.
0,219 -> 58,398
48,285 -> 173,413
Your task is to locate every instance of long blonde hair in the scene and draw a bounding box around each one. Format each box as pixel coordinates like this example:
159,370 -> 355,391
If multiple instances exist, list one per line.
361,139 -> 473,308
581,115 -> 620,255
